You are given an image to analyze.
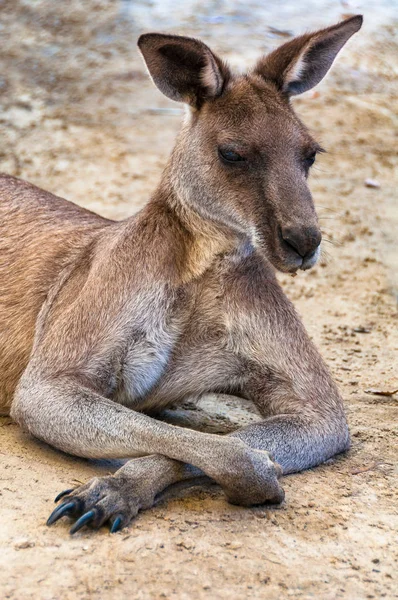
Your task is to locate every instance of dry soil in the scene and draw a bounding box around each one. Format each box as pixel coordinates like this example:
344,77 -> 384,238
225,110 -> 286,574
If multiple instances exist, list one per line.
0,1 -> 397,599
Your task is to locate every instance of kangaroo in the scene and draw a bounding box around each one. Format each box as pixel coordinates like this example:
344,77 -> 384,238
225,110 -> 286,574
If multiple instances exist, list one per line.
0,16 -> 362,534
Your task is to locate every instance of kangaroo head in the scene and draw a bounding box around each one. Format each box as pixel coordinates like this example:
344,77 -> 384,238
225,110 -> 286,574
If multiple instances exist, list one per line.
138,16 -> 362,273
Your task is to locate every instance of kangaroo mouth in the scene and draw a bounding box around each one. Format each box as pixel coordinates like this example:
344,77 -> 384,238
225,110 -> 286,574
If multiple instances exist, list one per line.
274,245 -> 321,273
300,245 -> 321,270
258,233 -> 321,274
272,226 -> 321,273
251,226 -> 321,273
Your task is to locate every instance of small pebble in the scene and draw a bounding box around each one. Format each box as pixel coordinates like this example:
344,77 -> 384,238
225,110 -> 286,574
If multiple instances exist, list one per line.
229,541 -> 243,550
364,178 -> 380,189
14,539 -> 35,550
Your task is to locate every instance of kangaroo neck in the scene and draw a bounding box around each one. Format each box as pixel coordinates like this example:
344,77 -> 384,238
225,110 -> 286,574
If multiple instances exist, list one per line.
144,173 -> 247,284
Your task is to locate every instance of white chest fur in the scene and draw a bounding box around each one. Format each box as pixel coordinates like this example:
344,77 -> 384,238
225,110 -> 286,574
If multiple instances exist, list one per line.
119,331 -> 174,404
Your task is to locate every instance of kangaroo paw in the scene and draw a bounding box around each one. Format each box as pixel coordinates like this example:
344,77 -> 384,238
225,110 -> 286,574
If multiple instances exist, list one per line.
212,441 -> 285,506
48,475 -> 156,534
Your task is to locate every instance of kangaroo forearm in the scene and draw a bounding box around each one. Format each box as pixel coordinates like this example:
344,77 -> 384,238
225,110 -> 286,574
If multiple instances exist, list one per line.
13,377 -> 145,458
229,414 -> 350,474
115,455 -> 204,501
12,376 -> 285,508
12,376 -> 244,471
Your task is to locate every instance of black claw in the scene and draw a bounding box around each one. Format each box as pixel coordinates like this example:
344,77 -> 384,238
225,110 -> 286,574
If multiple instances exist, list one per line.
47,501 -> 77,526
110,515 -> 123,534
54,488 -> 74,503
70,509 -> 96,535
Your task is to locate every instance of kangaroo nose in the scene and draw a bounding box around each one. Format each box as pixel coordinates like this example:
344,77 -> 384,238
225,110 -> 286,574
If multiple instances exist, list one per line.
281,226 -> 322,258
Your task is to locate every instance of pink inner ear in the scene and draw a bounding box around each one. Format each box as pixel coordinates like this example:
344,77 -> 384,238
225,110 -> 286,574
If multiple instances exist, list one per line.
283,51 -> 309,91
200,61 -> 221,96
253,15 -> 363,97
200,55 -> 223,97
138,33 -> 230,107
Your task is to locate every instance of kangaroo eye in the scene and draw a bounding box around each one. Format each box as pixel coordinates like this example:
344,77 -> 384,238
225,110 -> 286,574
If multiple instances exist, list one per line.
218,147 -> 245,163
305,152 -> 317,168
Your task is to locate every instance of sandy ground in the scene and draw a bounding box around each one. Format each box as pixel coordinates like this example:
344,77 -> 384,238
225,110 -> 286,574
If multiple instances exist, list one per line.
0,1 -> 397,599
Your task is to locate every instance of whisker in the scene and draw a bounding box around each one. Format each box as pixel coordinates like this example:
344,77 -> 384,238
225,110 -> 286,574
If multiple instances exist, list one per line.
320,247 -> 333,264
322,238 -> 342,248
315,205 -> 340,214
311,165 -> 330,174
321,247 -> 332,260
319,225 -> 341,233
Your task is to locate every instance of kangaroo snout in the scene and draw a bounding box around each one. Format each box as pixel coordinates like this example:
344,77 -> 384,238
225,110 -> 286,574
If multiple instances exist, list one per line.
278,224 -> 322,271
281,225 -> 322,259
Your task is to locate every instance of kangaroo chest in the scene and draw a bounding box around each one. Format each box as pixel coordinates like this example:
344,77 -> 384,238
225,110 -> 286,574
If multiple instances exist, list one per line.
115,249 -> 275,411
114,264 -> 235,410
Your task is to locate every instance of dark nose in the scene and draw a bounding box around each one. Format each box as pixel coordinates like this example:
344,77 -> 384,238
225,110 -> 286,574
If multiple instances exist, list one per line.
281,226 -> 322,258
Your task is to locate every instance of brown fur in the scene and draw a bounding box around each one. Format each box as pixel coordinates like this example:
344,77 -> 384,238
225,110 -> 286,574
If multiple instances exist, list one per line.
0,16 -> 362,533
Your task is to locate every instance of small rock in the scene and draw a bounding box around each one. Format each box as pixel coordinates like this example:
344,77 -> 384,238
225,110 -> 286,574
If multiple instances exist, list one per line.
176,540 -> 194,550
229,541 -> 243,550
364,178 -> 380,189
14,539 -> 35,550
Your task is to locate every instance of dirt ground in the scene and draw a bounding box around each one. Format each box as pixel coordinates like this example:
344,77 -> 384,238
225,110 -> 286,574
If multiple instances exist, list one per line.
0,1 -> 397,599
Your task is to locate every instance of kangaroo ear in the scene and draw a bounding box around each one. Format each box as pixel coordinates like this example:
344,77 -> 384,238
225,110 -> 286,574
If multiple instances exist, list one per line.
138,33 -> 230,108
254,15 -> 363,96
